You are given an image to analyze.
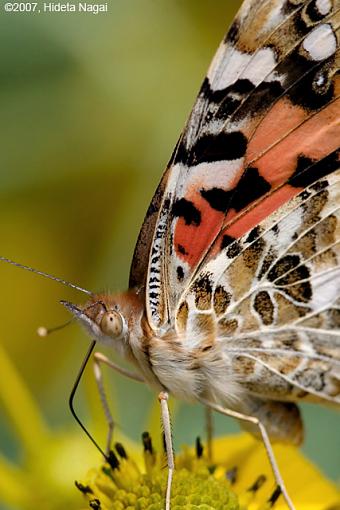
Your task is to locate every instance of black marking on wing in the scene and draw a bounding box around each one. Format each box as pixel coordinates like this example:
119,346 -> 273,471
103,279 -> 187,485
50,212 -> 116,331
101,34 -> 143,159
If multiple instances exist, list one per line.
225,18 -> 241,43
289,150 -> 339,188
310,178 -> 329,193
177,266 -> 185,282
268,255 -> 312,303
254,290 -> 275,325
221,234 -> 235,249
258,249 -> 277,280
226,240 -> 242,258
172,198 -> 201,226
175,131 -> 247,165
268,254 -> 301,281
200,187 -> 232,212
200,78 -> 255,120
230,79 -> 284,123
213,285 -> 231,315
192,273 -> 213,310
229,167 -> 272,212
246,226 -> 262,244
177,243 -> 188,255
284,52 -> 336,111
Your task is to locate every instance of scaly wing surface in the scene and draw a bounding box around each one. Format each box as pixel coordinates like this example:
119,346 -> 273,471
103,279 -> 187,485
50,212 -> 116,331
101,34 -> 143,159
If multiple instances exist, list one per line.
130,0 -> 340,335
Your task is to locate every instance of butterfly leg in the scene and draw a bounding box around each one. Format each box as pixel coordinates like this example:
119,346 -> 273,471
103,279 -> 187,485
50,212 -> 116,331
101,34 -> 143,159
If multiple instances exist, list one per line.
93,352 -> 145,455
198,397 -> 296,510
158,391 -> 175,510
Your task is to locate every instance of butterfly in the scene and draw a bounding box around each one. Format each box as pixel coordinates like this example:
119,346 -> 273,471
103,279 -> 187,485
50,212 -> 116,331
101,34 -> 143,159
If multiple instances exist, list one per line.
2,1 -> 339,509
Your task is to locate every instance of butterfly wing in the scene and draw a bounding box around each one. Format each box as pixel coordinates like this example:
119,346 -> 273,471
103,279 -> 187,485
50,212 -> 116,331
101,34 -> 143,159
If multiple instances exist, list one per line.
130,0 -> 340,334
179,171 -> 340,404
129,165 -> 172,290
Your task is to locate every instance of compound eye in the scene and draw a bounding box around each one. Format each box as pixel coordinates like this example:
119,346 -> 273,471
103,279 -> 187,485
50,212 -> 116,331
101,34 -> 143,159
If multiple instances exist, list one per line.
100,310 -> 123,338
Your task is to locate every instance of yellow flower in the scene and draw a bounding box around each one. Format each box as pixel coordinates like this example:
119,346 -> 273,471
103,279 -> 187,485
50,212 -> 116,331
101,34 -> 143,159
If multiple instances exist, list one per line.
0,342 -> 339,510
212,434 -> 340,510
0,343 -> 142,510
0,342 -> 96,510
77,432 -> 340,510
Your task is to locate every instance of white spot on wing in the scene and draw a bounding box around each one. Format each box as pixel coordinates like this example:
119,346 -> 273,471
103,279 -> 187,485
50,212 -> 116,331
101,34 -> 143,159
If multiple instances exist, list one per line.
238,0 -> 253,21
316,73 -> 326,86
244,48 -> 278,85
208,46 -> 278,91
316,0 -> 332,15
303,24 -> 337,61
275,207 -> 304,249
191,159 -> 244,190
311,267 -> 340,311
175,159 -> 244,198
261,2 -> 285,32
208,44 -> 250,90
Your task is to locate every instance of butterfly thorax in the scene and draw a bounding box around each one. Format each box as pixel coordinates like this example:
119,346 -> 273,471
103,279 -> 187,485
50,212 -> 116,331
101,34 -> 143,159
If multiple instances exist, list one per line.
78,289 -> 241,403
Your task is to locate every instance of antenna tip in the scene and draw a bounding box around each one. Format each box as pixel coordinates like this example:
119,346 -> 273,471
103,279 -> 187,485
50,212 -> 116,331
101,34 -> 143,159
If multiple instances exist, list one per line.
37,326 -> 48,337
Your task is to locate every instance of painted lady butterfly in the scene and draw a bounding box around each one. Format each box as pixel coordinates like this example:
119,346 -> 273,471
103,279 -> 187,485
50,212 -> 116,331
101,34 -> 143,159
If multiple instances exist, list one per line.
2,1 -> 339,509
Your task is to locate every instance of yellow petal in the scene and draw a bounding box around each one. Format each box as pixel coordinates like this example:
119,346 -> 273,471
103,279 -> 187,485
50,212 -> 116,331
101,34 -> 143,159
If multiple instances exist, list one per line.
0,343 -> 49,456
211,434 -> 340,510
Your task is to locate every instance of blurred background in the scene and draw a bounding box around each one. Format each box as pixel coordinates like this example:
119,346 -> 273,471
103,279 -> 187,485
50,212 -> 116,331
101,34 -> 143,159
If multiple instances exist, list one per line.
0,1 -> 338,509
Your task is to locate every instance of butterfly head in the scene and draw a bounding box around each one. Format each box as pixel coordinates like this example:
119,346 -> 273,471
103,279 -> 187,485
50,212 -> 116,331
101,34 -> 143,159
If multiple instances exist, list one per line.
61,295 -> 129,347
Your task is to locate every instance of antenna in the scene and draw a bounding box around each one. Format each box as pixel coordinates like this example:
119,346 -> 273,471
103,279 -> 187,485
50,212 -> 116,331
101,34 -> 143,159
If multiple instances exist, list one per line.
37,318 -> 75,337
38,299 -> 110,338
0,256 -> 93,296
0,257 -> 114,464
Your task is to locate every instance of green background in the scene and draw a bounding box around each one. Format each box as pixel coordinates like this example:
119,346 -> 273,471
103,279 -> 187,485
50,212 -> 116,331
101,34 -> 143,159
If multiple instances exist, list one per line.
0,1 -> 338,508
